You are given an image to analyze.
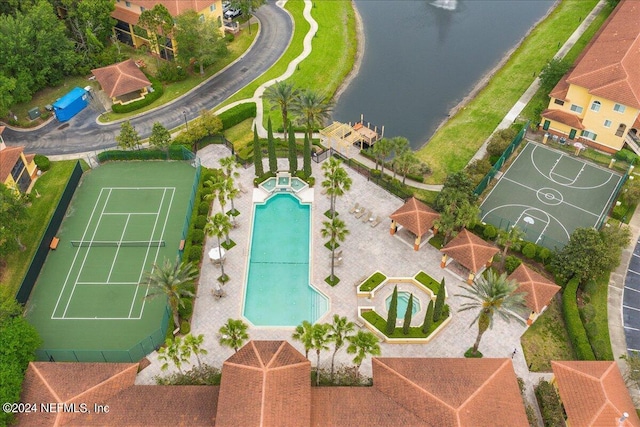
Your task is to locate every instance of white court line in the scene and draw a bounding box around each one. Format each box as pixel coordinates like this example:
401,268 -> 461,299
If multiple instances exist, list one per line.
77,282 -> 139,285
514,208 -> 551,245
102,212 -> 158,215
595,172 -> 624,227
106,213 -> 132,283
57,316 -> 138,320
549,161 -> 586,185
59,189 -> 114,319
102,187 -> 176,190
130,188 -> 175,319
481,204 -> 572,242
51,188 -> 110,319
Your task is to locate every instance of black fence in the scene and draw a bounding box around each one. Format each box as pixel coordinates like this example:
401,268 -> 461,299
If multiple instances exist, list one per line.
16,161 -> 84,304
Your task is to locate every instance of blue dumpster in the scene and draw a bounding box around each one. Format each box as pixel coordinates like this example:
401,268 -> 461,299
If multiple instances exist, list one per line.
52,87 -> 89,122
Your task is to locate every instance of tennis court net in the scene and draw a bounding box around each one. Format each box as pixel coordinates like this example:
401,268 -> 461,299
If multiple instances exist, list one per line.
70,240 -> 166,248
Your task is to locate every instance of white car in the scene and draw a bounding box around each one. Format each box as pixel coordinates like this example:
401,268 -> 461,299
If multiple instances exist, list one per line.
224,8 -> 242,20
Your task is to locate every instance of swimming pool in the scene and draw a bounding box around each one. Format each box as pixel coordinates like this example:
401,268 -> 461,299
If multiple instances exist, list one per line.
386,291 -> 421,317
243,193 -> 328,326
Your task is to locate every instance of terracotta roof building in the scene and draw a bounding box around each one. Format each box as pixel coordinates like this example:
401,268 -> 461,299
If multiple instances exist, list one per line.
440,229 -> 499,284
540,0 -> 640,152
552,360 -> 640,427
0,128 -> 37,193
91,59 -> 151,105
390,197 -> 440,250
508,264 -> 561,325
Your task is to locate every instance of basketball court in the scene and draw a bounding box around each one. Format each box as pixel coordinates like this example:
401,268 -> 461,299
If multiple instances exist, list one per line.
479,142 -> 623,249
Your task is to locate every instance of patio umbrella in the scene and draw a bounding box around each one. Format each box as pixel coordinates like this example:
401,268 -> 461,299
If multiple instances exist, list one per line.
208,246 -> 226,262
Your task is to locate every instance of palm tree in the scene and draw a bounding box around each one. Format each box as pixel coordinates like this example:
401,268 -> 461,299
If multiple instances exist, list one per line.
219,155 -> 240,180
292,320 -> 314,359
203,173 -> 224,212
205,213 -> 233,280
263,80 -> 299,142
158,336 -> 189,374
394,150 -> 421,184
292,89 -> 334,145
346,330 -> 381,380
182,333 -> 208,368
371,138 -> 393,176
142,257 -> 198,329
321,217 -> 349,282
390,136 -> 410,179
327,315 -> 355,383
321,157 -> 352,216
311,323 -> 331,386
224,176 -> 240,216
456,270 -> 526,356
218,318 -> 249,353
496,225 -> 526,270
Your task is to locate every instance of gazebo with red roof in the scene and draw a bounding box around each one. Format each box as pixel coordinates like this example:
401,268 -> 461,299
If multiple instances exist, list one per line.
91,59 -> 152,106
440,229 -> 499,284
508,263 -> 561,325
389,197 -> 440,250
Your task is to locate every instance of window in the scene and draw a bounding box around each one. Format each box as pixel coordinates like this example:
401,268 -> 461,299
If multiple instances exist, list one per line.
210,4 -> 216,11
570,104 -> 583,114
125,1 -> 130,7
614,103 -> 626,113
590,101 -> 601,112
581,130 -> 597,140
554,99 -> 565,106
616,124 -> 627,137
604,119 -> 612,128
199,14 -> 205,22
10,157 -> 25,181
140,6 -> 145,12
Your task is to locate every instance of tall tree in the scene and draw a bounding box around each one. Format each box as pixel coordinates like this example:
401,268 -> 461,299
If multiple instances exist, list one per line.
288,124 -> 298,173
371,138 -> 393,176
390,136 -> 410,179
456,271 -> 526,356
346,330 -> 381,380
116,121 -> 141,150
433,202 -> 480,245
59,0 -> 115,65
149,122 -> 172,158
421,300 -> 434,334
432,279 -> 446,322
223,176 -> 240,215
253,125 -> 264,176
321,157 -> 352,216
435,170 -> 477,212
267,117 -> 277,173
385,285 -> 398,335
205,213 -> 233,279
303,132 -> 312,177
327,315 -> 355,383
182,333 -> 208,368
218,318 -> 249,353
184,109 -> 223,152
229,0 -> 266,34
263,80 -> 299,142
137,4 -> 173,63
321,217 -> 349,282
496,226 -> 526,270
141,258 -> 198,329
174,10 -> 227,75
394,150 -> 422,184
292,320 -> 314,359
0,183 -> 27,258
311,323 -> 331,386
292,89 -> 334,146
539,58 -> 571,92
402,294 -> 414,335
219,156 -> 240,180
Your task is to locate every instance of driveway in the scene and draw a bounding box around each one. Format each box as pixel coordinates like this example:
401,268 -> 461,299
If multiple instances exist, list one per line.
3,1 -> 292,156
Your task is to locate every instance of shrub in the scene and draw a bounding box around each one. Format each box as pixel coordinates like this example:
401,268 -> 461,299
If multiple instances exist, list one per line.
504,256 -> 521,274
156,62 -> 187,83
111,75 -> 163,113
224,33 -> 235,42
562,278 -> 596,360
538,247 -> 552,264
180,320 -> 191,335
178,298 -> 193,320
483,224 -> 497,240
198,201 -> 210,215
615,148 -> 638,164
535,380 -> 565,427
218,103 -> 257,130
194,215 -> 207,230
34,154 -> 51,171
156,364 -> 222,385
522,243 -> 537,259
189,229 -> 205,245
189,245 -> 202,263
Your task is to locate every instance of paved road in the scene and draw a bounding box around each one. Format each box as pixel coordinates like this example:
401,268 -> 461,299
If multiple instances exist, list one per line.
3,2 -> 291,156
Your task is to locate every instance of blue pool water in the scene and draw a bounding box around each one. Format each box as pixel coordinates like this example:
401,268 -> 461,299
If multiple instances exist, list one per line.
386,291 -> 421,317
243,193 -> 328,326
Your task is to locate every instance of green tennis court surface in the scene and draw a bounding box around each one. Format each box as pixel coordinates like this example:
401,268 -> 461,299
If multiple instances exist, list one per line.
25,161 -> 197,362
479,142 -> 622,249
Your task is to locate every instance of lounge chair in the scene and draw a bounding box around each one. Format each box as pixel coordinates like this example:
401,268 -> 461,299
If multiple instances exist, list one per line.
361,210 -> 372,223
349,202 -> 360,214
355,208 -> 367,219
329,250 -> 343,259
370,216 -> 382,228
238,183 -> 248,194
333,257 -> 343,266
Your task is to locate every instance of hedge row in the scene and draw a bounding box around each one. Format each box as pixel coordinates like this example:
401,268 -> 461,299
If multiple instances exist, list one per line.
111,75 -> 164,113
97,145 -> 191,162
219,103 -> 257,130
562,277 -> 596,360
534,380 -> 565,427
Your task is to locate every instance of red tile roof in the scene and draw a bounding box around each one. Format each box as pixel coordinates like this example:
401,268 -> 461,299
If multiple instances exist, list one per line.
508,264 -> 560,314
541,108 -> 585,130
390,197 -> 440,237
440,229 -> 499,273
0,145 -> 26,182
557,0 -> 640,109
112,5 -> 141,25
115,1 -> 217,20
216,341 -> 311,427
91,59 -> 151,98
552,361 -> 640,427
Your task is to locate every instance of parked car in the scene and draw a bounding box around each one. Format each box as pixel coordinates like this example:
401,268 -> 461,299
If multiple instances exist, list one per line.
224,8 -> 242,19
222,2 -> 231,12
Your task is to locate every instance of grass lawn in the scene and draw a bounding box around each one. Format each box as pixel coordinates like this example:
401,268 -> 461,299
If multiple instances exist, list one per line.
223,118 -> 255,149
580,275 -> 613,360
0,161 -> 85,300
416,0 -> 600,184
361,310 -> 446,338
358,272 -> 387,292
521,294 -> 576,372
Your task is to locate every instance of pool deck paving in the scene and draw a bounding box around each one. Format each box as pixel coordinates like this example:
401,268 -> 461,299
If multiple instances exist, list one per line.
134,144 -> 550,414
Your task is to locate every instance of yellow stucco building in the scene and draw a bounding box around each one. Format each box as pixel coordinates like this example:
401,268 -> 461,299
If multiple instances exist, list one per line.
541,0 -> 640,153
112,0 -> 224,61
0,127 -> 37,193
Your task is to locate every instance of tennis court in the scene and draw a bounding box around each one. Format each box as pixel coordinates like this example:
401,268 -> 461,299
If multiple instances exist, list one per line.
479,142 -> 623,249
26,161 -> 197,362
